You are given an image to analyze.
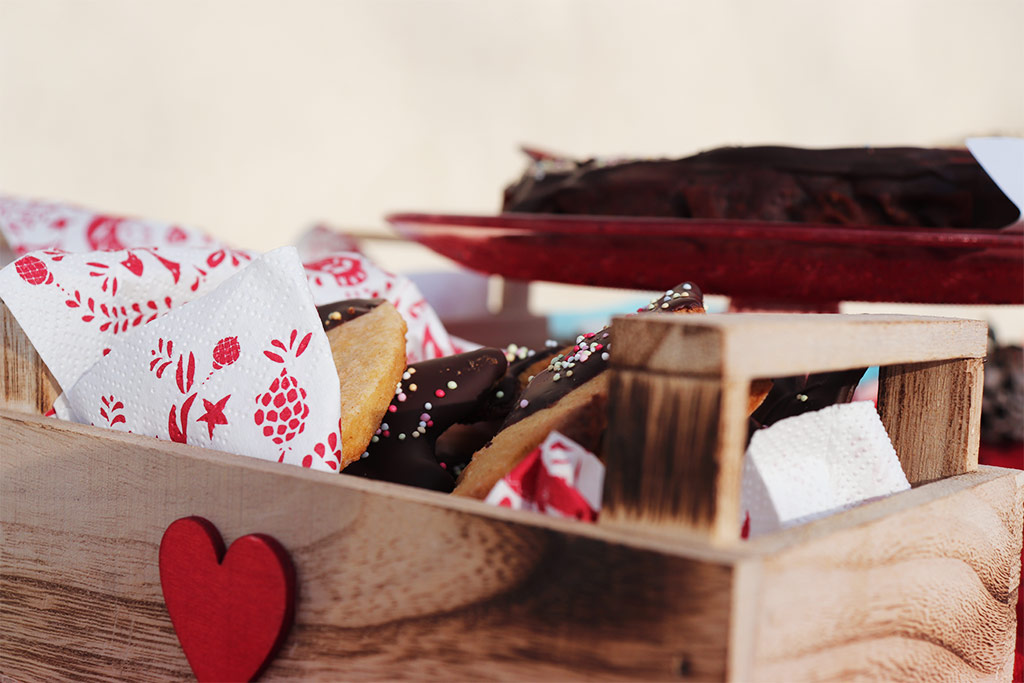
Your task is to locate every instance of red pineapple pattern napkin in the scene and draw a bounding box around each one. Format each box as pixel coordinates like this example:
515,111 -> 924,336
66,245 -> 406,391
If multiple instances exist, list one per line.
0,194 -> 218,255
0,246 -> 255,391
0,195 -> 457,365
60,248 -> 345,472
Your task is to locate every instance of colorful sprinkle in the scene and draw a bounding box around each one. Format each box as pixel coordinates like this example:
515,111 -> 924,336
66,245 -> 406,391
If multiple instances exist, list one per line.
435,389 -> 446,398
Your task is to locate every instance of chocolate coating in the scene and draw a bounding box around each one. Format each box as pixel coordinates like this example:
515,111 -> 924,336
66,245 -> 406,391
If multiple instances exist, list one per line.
343,347 -> 509,491
503,282 -> 704,427
747,368 -> 867,440
317,299 -> 385,332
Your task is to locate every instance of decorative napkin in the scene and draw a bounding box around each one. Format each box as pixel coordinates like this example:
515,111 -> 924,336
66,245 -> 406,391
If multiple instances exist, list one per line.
485,431 -> 605,521
741,401 -> 910,537
61,248 -> 345,472
1,195 -> 458,369
0,194 -> 217,259
0,246 -> 255,392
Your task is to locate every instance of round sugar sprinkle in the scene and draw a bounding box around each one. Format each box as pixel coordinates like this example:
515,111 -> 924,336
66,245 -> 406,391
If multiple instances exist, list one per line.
398,433 -> 406,440
402,372 -> 411,380
519,399 -> 529,408
425,402 -> 433,410
409,383 -> 417,392
435,389 -> 446,398
447,380 -> 458,390
601,352 -> 610,361
495,390 -> 505,399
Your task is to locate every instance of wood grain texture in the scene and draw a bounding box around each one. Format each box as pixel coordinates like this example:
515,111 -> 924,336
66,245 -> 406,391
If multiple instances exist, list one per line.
877,358 -> 984,484
0,302 -> 59,415
0,411 -> 734,682
612,313 -> 988,379
603,370 -> 752,542
747,466 -> 1024,682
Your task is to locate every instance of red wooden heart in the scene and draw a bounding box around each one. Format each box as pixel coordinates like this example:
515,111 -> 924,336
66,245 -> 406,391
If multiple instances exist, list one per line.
159,517 -> 296,682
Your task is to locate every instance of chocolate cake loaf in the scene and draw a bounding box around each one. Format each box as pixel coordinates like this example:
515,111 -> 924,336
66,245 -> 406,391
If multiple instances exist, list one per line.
503,146 -> 1019,229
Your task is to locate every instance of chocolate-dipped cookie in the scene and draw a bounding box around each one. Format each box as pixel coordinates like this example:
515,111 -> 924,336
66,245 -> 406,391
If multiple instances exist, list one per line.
344,347 -> 508,492
454,283 -> 708,499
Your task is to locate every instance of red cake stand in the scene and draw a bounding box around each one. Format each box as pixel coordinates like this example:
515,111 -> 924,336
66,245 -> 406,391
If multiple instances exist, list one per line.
387,212 -> 1023,310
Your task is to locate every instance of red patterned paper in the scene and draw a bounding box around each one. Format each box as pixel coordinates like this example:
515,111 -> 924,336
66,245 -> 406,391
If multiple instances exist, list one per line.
0,195 -> 217,257
61,248 -> 344,472
485,431 -> 604,521
0,247 -> 254,392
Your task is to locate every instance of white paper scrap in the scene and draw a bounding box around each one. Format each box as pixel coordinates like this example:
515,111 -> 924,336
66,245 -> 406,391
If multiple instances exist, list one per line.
741,401 -> 910,538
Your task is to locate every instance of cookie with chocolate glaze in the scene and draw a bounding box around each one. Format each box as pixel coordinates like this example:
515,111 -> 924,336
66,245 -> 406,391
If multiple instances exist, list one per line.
344,348 -> 508,491
317,299 -> 408,467
433,341 -> 563,476
454,283 -> 710,499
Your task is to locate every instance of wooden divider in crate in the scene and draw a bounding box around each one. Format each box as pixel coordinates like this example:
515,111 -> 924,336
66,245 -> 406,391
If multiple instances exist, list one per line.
1,305 -> 1021,681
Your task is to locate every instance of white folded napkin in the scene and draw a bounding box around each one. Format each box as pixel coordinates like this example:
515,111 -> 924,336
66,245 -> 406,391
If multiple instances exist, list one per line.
741,401 -> 910,537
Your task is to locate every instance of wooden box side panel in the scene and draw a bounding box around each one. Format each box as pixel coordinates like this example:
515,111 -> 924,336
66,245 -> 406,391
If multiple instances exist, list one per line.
0,413 -> 735,682
744,467 -> 1024,682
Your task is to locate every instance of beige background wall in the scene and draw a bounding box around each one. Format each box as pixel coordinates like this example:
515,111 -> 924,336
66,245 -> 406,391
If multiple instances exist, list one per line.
2,0 -> 1022,250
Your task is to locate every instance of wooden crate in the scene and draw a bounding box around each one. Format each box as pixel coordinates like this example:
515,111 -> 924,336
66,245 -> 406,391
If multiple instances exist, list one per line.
1,308 -> 1021,681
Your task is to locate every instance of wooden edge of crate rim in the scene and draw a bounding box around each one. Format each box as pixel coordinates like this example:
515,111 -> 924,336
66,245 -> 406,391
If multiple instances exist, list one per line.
610,313 -> 988,378
4,408 -> 1018,564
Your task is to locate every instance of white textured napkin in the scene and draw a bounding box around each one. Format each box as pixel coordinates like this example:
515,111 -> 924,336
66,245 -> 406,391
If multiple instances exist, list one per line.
741,401 -> 910,537
0,246 -> 255,391
62,248 -> 345,472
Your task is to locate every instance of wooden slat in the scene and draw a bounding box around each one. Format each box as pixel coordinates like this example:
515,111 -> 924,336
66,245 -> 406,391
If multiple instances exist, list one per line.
749,466 -> 1023,681
612,313 -> 988,378
0,411 -> 735,682
603,371 -> 751,542
0,302 -> 59,414
877,358 -> 984,483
